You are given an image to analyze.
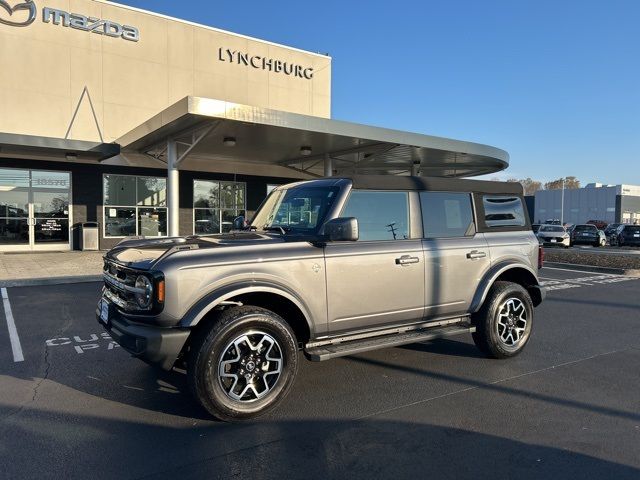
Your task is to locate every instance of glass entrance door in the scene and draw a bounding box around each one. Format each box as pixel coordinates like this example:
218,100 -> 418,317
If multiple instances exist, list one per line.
0,168 -> 71,251
0,169 -> 30,249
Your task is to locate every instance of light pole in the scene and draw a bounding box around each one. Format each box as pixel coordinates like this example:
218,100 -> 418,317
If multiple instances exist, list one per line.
560,178 -> 565,225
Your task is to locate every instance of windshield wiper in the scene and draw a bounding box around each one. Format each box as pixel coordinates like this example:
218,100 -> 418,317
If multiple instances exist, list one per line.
263,225 -> 290,235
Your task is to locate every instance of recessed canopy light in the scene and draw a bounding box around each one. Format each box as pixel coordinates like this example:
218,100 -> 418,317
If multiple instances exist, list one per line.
300,146 -> 312,156
223,137 -> 236,147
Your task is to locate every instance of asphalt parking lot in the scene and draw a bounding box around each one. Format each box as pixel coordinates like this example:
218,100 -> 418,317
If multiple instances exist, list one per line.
0,267 -> 639,479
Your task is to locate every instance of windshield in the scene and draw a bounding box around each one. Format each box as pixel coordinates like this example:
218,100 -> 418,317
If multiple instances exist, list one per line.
574,225 -> 596,231
251,185 -> 340,234
540,226 -> 564,232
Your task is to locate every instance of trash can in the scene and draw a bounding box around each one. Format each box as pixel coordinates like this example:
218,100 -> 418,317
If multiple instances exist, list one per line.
80,222 -> 99,251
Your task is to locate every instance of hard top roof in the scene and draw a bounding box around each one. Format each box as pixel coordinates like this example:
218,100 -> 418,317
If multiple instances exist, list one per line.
297,175 -> 523,195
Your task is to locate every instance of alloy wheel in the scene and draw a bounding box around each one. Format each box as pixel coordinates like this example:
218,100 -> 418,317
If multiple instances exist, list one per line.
217,330 -> 283,402
496,297 -> 527,347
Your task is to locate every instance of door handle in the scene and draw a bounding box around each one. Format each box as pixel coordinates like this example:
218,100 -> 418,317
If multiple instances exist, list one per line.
466,250 -> 487,260
395,255 -> 420,265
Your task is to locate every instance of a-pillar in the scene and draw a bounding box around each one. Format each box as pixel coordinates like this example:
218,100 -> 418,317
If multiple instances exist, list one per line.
167,139 -> 180,237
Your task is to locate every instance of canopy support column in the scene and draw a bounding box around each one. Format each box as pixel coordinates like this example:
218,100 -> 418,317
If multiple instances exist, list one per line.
167,139 -> 179,237
324,154 -> 333,177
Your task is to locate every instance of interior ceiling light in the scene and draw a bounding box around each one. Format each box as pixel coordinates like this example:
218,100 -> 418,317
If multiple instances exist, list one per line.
300,146 -> 312,156
223,137 -> 236,147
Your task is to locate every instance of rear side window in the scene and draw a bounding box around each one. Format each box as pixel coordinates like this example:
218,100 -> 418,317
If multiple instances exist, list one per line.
420,192 -> 474,238
342,191 -> 409,241
483,196 -> 526,227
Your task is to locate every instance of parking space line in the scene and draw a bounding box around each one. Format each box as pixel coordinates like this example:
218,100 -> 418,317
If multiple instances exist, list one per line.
2,288 -> 24,363
542,266 -> 624,276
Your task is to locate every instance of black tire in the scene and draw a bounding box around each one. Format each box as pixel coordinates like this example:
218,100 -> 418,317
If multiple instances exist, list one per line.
472,281 -> 534,359
188,305 -> 298,422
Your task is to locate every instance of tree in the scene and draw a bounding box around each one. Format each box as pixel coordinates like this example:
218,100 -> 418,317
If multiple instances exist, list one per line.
506,177 -> 543,195
544,176 -> 580,190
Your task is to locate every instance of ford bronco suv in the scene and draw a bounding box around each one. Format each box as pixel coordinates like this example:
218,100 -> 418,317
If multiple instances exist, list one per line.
97,175 -> 545,421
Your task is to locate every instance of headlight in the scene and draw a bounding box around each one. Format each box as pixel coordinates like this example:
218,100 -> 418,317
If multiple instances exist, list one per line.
134,275 -> 153,309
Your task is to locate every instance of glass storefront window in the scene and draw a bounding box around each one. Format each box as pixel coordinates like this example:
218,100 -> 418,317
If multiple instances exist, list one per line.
139,208 -> 167,237
194,181 -> 219,208
137,177 -> 166,206
194,209 -> 221,234
193,180 -> 246,234
103,175 -> 167,237
104,175 -> 136,206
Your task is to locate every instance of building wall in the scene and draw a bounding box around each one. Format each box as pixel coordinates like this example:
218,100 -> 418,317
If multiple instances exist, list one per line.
534,187 -> 618,225
0,0 -> 331,143
619,196 -> 640,224
0,158 -> 295,250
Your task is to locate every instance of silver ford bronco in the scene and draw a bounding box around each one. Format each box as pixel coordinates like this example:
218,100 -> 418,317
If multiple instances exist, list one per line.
97,175 -> 545,421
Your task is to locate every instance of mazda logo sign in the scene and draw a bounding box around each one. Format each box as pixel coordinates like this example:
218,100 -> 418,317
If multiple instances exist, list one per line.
0,0 -> 36,27
0,0 -> 139,41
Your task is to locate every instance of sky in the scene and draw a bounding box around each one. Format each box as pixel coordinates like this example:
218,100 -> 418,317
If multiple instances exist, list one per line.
122,0 -> 640,185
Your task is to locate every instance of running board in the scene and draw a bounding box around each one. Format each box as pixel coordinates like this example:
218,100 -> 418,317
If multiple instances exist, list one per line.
304,322 -> 475,361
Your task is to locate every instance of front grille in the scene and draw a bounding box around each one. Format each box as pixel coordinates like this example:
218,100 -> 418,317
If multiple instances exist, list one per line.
103,261 -> 140,311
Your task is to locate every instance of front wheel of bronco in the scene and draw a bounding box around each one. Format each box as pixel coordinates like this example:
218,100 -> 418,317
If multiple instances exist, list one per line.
472,281 -> 533,359
188,306 -> 298,421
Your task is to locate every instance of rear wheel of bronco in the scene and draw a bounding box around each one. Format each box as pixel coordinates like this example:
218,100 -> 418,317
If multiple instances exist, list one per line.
188,306 -> 298,421
472,281 -> 533,359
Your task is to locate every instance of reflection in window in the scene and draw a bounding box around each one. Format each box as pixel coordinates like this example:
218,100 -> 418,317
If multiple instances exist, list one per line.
193,180 -> 246,234
342,191 -> 409,241
103,175 -> 167,237
483,196 -> 526,227
421,192 -> 474,238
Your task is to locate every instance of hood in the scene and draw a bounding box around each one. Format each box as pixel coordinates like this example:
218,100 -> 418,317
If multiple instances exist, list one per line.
104,232 -> 285,270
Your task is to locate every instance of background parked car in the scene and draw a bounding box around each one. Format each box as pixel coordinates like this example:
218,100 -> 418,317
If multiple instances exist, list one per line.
586,219 -> 608,230
604,223 -> 622,243
570,224 -> 602,247
610,224 -> 640,246
532,223 -> 542,234
536,225 -> 570,248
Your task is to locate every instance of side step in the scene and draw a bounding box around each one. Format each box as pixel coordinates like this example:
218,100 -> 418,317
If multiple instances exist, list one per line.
304,322 -> 475,361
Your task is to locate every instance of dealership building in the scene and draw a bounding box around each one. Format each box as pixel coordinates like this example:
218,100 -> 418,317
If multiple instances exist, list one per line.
0,0 -> 509,252
533,183 -> 640,225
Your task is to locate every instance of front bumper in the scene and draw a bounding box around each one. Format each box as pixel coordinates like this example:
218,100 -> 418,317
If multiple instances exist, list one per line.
96,299 -> 189,370
539,236 -> 570,247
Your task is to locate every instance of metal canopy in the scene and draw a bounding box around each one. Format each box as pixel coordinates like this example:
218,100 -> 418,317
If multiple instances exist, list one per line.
0,133 -> 120,162
117,97 -> 509,178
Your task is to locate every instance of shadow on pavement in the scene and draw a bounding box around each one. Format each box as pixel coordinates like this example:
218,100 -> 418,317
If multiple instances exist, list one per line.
0,405 -> 638,480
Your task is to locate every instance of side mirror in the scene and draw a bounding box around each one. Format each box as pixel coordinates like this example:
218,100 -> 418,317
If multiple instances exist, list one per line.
232,216 -> 246,231
324,217 -> 358,242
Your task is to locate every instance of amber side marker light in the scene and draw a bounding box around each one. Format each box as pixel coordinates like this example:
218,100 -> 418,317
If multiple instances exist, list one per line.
156,280 -> 165,303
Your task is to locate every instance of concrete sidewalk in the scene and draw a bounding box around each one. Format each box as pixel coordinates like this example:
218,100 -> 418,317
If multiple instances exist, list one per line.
0,251 -> 105,287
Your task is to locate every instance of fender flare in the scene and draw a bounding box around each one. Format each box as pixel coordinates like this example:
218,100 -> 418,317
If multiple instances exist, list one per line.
179,280 -> 314,331
470,260 -> 541,313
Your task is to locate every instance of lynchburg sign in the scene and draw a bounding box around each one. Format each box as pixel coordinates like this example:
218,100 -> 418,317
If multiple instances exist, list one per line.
218,48 -> 314,80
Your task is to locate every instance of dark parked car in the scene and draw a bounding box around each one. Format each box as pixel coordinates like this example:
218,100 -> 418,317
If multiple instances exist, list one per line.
570,224 -> 602,247
532,224 -> 542,234
604,223 -> 622,242
610,224 -> 640,246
